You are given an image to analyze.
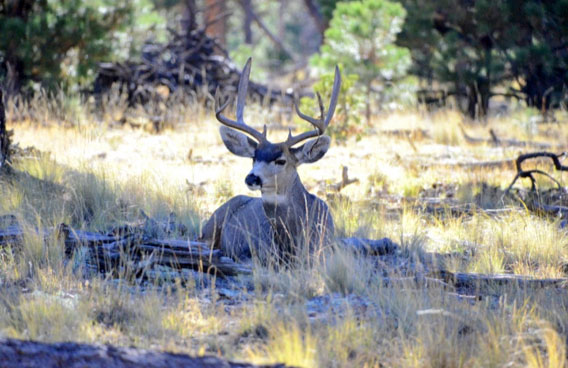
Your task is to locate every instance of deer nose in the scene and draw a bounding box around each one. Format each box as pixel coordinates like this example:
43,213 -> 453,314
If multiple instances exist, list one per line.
245,174 -> 262,187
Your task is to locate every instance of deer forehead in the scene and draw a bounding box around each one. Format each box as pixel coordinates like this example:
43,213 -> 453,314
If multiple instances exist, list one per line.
253,143 -> 289,163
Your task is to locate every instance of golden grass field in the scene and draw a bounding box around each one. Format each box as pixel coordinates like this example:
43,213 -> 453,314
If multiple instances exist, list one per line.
1,94 -> 567,367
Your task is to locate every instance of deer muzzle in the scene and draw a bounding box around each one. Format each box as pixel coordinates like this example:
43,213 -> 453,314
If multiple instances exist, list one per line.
245,173 -> 262,190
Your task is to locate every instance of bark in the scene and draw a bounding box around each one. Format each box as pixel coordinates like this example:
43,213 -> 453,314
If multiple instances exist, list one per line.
0,338 -> 285,368
204,0 -> 227,48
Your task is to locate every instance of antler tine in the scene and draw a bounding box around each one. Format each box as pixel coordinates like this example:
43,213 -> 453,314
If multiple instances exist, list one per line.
214,58 -> 267,144
325,65 -> 341,127
287,66 -> 342,147
236,57 -> 251,123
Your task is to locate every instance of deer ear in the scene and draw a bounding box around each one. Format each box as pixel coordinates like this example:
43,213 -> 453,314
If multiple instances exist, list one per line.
220,126 -> 257,158
292,136 -> 331,164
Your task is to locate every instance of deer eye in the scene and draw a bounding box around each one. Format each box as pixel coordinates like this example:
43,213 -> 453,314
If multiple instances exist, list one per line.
274,159 -> 286,166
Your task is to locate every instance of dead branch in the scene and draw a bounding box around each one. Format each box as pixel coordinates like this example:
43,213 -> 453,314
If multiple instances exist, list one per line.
505,151 -> 568,193
329,166 -> 359,192
0,338 -> 284,368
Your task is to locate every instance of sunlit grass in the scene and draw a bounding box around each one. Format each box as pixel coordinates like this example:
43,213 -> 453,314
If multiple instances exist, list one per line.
0,99 -> 567,366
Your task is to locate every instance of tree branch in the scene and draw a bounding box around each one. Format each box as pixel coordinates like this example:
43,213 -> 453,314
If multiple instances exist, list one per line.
238,0 -> 296,62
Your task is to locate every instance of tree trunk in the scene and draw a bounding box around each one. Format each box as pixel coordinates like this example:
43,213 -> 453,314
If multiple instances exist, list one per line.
303,0 -> 326,41
242,0 -> 253,44
465,80 -> 490,119
204,0 -> 227,48
0,89 -> 10,171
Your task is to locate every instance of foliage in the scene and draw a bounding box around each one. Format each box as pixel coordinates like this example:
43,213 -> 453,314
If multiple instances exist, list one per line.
398,0 -> 568,118
310,0 -> 413,118
299,66 -> 364,142
503,0 -> 568,111
0,0 -> 166,93
315,0 -> 353,24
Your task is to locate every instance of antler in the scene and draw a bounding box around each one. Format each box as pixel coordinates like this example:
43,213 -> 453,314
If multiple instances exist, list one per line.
286,65 -> 342,147
215,57 -> 268,144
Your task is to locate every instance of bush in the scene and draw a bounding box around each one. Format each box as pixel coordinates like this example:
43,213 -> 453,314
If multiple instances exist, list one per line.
298,66 -> 364,142
310,0 -> 413,120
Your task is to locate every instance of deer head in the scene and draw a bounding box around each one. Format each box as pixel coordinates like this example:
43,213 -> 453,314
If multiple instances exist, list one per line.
215,58 -> 341,204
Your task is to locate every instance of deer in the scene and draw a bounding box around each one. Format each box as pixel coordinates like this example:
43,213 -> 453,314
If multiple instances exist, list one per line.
200,58 -> 341,264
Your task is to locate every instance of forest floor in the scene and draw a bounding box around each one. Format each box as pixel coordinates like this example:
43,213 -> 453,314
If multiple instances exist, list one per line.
1,103 -> 567,367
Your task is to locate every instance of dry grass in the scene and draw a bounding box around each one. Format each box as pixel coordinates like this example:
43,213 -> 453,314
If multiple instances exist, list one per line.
0,94 -> 567,367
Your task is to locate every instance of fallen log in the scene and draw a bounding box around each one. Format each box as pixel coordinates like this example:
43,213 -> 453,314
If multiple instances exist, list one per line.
0,338 -> 285,368
0,217 -> 402,277
432,270 -> 568,289
423,158 -> 515,169
460,126 -> 565,150
58,224 -> 252,277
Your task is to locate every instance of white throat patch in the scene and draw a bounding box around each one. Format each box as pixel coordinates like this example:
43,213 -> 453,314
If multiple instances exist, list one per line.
261,192 -> 288,204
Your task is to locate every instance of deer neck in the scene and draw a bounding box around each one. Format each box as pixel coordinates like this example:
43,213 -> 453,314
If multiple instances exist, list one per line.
261,174 -> 310,220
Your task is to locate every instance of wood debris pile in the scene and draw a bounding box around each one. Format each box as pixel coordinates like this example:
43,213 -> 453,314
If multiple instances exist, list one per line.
93,28 -> 294,106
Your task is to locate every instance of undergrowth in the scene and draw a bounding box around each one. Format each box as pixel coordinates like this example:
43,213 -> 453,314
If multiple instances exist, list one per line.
0,97 -> 567,366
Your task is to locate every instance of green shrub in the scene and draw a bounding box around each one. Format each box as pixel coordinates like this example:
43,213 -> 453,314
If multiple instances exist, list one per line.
298,66 -> 364,142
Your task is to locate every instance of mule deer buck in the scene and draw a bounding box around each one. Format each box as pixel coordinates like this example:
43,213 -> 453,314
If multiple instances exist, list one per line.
200,58 -> 341,263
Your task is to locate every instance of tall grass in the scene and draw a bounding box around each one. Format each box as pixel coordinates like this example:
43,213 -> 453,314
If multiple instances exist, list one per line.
0,95 -> 567,366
